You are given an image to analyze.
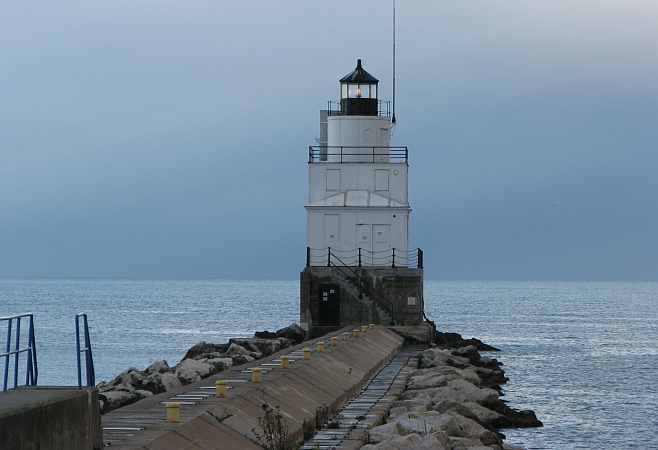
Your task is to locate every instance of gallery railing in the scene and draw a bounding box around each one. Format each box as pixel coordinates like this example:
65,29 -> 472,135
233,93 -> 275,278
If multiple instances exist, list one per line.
306,247 -> 423,269
308,146 -> 408,164
326,100 -> 391,117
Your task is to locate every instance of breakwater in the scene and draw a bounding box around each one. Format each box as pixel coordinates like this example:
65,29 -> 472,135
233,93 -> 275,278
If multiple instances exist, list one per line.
359,332 -> 542,450
96,326 -> 540,450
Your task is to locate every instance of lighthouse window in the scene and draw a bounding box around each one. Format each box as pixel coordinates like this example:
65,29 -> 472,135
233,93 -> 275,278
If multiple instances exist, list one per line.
375,169 -> 390,191
326,170 -> 340,191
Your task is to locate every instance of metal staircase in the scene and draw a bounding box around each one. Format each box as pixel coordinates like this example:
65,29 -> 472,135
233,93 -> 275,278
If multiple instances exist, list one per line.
328,252 -> 396,326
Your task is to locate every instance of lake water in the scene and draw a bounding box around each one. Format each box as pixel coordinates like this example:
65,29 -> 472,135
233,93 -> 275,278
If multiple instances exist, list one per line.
1,280 -> 657,449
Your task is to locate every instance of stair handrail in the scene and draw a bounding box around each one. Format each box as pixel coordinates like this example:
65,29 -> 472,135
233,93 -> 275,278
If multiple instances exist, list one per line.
1,313 -> 38,391
75,313 -> 95,388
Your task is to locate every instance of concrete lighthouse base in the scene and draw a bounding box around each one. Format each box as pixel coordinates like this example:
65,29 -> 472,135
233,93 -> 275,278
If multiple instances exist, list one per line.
299,266 -> 425,339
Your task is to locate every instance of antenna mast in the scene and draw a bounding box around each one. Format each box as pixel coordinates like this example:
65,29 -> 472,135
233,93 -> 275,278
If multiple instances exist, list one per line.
392,0 -> 397,124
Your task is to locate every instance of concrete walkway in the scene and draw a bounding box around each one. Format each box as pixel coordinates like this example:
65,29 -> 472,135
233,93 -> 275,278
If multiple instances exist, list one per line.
102,326 -> 403,450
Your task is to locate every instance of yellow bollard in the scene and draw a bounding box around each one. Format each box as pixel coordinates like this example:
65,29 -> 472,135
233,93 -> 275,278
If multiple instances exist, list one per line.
331,336 -> 338,347
361,325 -> 368,333
317,341 -> 325,353
251,367 -> 262,384
281,356 -> 289,368
215,379 -> 227,398
303,346 -> 311,360
165,402 -> 181,423
352,329 -> 360,338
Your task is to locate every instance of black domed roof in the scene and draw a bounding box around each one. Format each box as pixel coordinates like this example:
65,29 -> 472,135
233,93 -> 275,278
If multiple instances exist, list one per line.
339,59 -> 379,84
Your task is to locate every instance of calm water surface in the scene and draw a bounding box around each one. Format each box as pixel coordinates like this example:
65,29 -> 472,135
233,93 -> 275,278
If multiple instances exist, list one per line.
1,280 -> 657,449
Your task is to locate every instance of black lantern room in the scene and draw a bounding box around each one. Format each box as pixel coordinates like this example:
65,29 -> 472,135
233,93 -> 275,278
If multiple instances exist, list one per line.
339,59 -> 379,116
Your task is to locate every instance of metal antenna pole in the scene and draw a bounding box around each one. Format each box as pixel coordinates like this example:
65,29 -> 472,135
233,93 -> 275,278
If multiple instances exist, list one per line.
392,0 -> 397,125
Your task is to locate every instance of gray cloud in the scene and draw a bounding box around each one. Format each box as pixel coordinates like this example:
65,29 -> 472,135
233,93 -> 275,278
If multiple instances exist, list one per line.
1,1 -> 656,280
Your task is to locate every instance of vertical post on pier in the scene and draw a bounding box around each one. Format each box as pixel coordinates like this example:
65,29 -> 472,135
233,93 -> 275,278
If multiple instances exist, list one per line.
216,379 -> 227,397
165,402 -> 181,423
418,248 -> 423,269
358,248 -> 362,267
75,316 -> 82,389
13,318 -> 21,389
306,247 -> 311,268
392,248 -> 396,268
3,319 -> 11,391
327,247 -> 331,267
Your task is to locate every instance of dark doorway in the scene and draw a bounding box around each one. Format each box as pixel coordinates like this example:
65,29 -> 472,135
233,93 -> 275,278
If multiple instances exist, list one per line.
318,284 -> 340,326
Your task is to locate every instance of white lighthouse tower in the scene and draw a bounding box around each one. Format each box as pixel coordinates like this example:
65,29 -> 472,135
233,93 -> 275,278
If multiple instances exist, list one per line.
306,59 -> 410,265
300,59 -> 424,337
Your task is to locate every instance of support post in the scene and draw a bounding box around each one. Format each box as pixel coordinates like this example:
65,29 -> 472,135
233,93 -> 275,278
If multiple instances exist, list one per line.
418,248 -> 424,269
358,248 -> 362,267
3,319 -> 11,391
392,248 -> 396,268
75,316 -> 82,388
327,247 -> 331,267
306,246 -> 310,268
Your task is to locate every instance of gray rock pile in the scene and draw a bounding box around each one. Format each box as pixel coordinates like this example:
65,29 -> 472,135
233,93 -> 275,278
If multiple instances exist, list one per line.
361,340 -> 541,450
97,323 -> 305,414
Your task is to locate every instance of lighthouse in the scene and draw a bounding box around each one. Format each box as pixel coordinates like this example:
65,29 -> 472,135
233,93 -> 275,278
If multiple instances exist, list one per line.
300,59 -> 425,338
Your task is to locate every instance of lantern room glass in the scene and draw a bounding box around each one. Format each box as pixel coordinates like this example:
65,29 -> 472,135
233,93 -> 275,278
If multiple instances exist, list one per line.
341,82 -> 377,99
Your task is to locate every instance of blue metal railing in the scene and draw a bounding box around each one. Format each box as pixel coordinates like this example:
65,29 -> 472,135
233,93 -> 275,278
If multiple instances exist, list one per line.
75,313 -> 95,388
1,313 -> 38,391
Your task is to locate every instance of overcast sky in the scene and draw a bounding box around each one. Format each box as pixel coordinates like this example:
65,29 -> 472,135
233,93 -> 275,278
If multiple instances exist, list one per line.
1,1 -> 657,280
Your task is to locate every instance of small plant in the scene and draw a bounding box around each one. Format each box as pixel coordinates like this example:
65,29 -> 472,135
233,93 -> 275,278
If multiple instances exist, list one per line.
252,403 -> 292,450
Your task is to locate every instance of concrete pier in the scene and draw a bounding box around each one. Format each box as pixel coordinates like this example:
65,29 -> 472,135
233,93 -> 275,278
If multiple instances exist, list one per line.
0,388 -> 102,450
102,326 -> 403,450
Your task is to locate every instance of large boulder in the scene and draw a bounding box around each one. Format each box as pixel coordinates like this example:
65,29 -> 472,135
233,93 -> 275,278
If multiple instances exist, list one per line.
202,357 -> 233,372
389,397 -> 433,419
145,360 -> 171,374
419,349 -> 472,370
226,342 -> 256,365
135,371 -> 182,394
175,358 -> 214,384
182,342 -> 229,360
362,433 -> 448,450
434,401 -> 503,429
99,388 -> 144,414
105,367 -> 144,389
160,372 -> 183,391
408,366 -> 481,390
489,405 -> 543,428
229,337 -> 292,357
275,323 -> 305,344
254,330 -> 278,339
393,412 -> 497,446
434,332 -> 500,352
368,422 -> 401,444
430,379 -> 500,407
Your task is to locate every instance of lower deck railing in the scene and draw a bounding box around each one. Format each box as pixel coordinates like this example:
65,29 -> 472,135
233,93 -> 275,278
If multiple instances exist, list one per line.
306,247 -> 423,269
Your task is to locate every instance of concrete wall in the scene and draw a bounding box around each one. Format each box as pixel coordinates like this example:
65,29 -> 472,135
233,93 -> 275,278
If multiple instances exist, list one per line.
0,388 -> 102,450
300,266 -> 424,336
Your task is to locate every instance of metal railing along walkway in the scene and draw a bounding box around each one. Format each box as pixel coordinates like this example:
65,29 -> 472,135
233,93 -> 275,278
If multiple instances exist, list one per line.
1,313 -> 38,391
75,313 -> 96,388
